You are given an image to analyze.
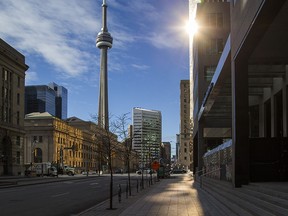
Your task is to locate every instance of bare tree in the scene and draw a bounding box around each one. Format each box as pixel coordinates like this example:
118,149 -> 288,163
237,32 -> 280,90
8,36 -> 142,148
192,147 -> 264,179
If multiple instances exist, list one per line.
111,113 -> 134,195
91,113 -> 119,210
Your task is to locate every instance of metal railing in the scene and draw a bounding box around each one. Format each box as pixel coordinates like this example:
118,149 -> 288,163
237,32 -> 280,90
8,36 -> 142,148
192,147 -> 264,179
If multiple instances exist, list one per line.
194,169 -> 204,182
199,168 -> 222,188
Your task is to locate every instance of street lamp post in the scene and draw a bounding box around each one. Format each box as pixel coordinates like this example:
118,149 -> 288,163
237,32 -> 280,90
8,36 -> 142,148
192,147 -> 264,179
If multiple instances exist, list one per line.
29,140 -> 38,175
31,140 -> 38,164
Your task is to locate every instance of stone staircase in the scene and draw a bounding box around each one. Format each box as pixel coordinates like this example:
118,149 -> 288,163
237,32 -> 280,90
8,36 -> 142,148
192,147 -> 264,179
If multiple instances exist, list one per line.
196,177 -> 288,216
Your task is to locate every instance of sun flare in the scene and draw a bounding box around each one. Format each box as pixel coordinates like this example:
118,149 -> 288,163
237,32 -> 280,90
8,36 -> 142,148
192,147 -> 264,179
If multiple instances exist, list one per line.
185,19 -> 198,36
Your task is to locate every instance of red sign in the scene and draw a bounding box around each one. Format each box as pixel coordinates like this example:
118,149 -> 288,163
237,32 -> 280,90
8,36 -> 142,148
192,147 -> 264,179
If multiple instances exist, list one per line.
151,161 -> 160,170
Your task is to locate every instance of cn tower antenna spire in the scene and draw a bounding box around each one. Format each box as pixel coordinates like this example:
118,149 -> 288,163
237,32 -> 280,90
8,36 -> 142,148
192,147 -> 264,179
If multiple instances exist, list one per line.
96,0 -> 113,131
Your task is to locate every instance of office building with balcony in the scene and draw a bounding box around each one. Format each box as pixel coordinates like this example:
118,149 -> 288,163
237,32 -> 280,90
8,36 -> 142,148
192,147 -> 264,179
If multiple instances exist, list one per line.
0,38 -> 29,176
191,0 -> 231,174
191,0 -> 288,187
132,107 -> 162,168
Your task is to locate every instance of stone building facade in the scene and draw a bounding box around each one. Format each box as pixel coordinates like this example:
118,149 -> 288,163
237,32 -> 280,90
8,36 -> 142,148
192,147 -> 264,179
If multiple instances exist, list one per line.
179,80 -> 192,171
0,39 -> 29,175
24,113 -> 90,172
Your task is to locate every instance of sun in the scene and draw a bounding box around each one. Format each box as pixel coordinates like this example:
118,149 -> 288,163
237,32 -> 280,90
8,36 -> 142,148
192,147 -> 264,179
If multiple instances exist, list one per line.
185,19 -> 198,36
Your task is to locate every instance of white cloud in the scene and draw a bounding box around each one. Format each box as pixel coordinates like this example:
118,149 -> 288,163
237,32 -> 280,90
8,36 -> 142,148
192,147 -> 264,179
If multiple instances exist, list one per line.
109,0 -> 188,50
0,0 -> 188,80
131,64 -> 150,71
0,0 -> 99,77
25,71 -> 39,85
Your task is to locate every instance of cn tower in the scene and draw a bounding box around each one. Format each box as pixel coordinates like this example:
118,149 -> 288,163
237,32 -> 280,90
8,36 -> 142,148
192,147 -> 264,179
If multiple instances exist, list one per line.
96,0 -> 113,130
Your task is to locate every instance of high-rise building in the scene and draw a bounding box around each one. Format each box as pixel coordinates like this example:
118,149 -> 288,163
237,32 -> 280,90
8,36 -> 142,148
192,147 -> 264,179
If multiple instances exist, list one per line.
176,134 -> 180,161
132,107 -> 162,168
190,0 -> 230,174
0,38 -> 29,175
179,80 -> 192,171
161,142 -> 171,165
25,83 -> 68,120
191,0 -> 288,187
48,82 -> 68,119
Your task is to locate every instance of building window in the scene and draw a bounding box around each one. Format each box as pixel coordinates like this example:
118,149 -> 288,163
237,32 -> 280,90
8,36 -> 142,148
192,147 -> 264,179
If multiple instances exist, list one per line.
3,107 -> 7,122
17,76 -> 20,88
206,13 -> 223,28
204,66 -> 217,82
4,69 -> 8,81
207,38 -> 224,55
16,152 -> 21,164
4,87 -> 8,100
17,111 -> 20,125
38,136 -> 43,143
16,136 -> 20,146
34,148 -> 42,163
17,93 -> 20,105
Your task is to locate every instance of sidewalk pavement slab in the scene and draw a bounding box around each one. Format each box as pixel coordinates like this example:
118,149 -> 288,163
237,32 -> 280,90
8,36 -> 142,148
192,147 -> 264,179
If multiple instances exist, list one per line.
77,173 -> 224,216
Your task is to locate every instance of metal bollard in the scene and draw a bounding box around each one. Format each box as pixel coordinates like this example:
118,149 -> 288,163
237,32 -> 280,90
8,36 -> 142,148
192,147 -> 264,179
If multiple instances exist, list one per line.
126,182 -> 128,198
118,184 -> 122,203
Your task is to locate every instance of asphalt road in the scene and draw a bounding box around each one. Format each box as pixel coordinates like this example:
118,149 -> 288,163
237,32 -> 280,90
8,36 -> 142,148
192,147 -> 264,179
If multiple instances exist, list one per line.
0,175 -> 144,216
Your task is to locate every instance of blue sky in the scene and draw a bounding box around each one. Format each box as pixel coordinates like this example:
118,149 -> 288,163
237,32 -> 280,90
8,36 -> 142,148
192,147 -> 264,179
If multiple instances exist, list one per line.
0,0 -> 190,153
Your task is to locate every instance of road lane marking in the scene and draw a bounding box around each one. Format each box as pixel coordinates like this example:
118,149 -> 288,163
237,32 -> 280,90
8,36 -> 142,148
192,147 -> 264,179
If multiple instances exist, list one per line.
0,188 -> 26,193
62,181 -> 73,184
90,182 -> 99,185
51,192 -> 69,198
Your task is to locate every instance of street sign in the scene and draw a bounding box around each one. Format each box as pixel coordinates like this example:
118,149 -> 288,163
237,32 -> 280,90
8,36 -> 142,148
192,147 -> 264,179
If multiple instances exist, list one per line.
151,161 -> 160,170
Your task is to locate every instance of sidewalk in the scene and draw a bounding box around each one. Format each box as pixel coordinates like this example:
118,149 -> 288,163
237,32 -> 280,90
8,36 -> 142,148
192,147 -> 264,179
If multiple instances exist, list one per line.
77,173 -> 223,216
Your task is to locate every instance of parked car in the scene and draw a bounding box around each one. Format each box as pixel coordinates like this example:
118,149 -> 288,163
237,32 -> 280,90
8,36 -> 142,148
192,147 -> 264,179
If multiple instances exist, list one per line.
58,165 -> 75,176
172,169 -> 187,174
25,162 -> 57,177
114,169 -> 123,174
136,169 -> 152,175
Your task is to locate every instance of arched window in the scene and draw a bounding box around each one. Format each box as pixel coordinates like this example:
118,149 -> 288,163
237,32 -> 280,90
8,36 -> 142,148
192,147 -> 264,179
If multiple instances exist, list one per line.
34,148 -> 42,163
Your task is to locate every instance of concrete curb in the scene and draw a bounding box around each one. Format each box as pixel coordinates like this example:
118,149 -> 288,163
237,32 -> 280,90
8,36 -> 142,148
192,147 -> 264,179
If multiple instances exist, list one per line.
0,175 -> 103,189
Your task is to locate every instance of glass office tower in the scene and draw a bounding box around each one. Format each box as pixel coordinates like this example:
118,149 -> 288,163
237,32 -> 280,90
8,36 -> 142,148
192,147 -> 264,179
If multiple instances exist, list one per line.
132,107 -> 162,168
25,83 -> 67,119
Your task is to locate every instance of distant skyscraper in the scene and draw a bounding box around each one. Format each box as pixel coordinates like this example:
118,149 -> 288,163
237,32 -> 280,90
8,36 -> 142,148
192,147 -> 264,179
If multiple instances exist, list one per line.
25,83 -> 68,119
161,142 -> 171,164
132,107 -> 162,167
176,134 -> 180,161
96,0 -> 113,130
179,80 -> 192,171
48,82 -> 68,119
